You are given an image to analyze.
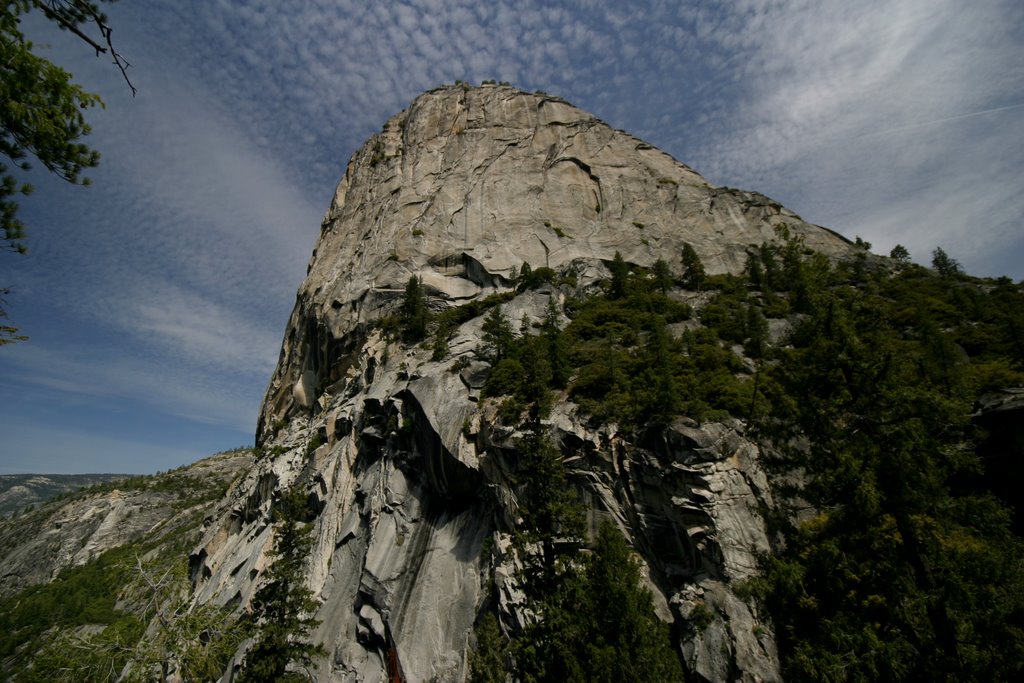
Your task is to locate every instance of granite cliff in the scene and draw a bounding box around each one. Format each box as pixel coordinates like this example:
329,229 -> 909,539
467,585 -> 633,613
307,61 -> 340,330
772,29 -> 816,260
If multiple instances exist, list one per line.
4,84 -> 1021,683
185,84 -> 858,682
258,83 -> 850,430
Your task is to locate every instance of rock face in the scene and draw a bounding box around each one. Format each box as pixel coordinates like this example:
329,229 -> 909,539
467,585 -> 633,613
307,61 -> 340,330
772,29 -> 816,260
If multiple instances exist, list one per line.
190,85 -> 859,682
258,83 -> 852,430
0,473 -> 129,518
0,451 -> 253,597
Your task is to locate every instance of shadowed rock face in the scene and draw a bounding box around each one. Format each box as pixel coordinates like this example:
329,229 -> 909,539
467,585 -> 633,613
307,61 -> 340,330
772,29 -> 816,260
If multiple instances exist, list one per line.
190,85 -> 860,682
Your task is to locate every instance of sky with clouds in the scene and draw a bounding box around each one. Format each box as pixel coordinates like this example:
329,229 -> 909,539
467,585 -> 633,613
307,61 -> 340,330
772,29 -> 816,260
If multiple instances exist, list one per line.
1,0 -> 1021,473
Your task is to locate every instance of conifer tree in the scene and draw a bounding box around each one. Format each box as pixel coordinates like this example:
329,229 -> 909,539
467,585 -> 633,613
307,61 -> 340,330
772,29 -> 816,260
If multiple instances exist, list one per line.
475,393 -> 685,682
652,258 -> 674,293
931,246 -> 962,277
239,487 -> 325,682
400,275 -> 429,342
583,521 -> 685,682
542,298 -> 570,389
744,252 -> 764,289
680,243 -> 705,290
469,613 -> 510,683
758,242 -> 780,290
480,303 -> 515,362
743,303 -> 769,359
650,315 -> 679,425
518,261 -> 533,291
758,268 -> 1024,682
609,251 -> 629,299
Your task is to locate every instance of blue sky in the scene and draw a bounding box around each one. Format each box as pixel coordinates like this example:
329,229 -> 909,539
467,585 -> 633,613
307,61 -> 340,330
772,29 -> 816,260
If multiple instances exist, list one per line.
1,0 -> 1022,473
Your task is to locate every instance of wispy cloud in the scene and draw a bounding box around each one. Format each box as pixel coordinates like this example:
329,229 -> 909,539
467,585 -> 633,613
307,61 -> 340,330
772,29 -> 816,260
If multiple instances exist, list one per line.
121,280 -> 281,376
674,0 -> 1024,275
0,342 -> 260,432
3,0 -> 1021,474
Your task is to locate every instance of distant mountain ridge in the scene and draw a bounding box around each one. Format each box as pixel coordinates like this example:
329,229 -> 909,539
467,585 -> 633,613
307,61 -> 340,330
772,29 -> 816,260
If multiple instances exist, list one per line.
0,450 -> 256,677
0,473 -> 129,517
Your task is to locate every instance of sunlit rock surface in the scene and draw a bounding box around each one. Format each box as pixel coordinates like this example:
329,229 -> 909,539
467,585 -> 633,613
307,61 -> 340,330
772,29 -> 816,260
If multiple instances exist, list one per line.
0,452 -> 253,597
191,84 -> 862,682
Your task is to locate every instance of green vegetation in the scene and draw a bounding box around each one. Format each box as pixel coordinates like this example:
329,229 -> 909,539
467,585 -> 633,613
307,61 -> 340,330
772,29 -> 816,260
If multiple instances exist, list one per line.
239,486 -> 326,682
0,541 -> 248,682
6,230 -> 1021,681
0,544 -> 142,672
400,275 -> 429,342
931,245 -> 962,277
471,412 -> 683,681
746,245 -> 1024,681
890,243 -> 911,264
0,473 -> 129,517
470,252 -> 763,429
430,290 -> 516,361
462,232 -> 1024,681
1,0 -> 132,253
516,261 -> 559,291
468,291 -> 685,679
486,519 -> 685,683
2,0 -> 132,343
369,137 -> 385,166
680,242 -> 705,290
372,225 -> 1024,682
66,460 -> 243,509
0,455 -> 251,680
305,430 -> 324,456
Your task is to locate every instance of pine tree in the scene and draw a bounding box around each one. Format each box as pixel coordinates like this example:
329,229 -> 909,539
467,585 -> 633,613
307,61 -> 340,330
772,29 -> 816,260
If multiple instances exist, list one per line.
609,251 -> 629,299
583,521 -> 685,683
239,487 -> 325,682
931,246 -> 962,277
470,613 -> 510,683
518,261 -> 533,291
515,414 -> 584,600
680,243 -> 705,290
743,303 -> 769,359
542,298 -> 570,389
758,242 -> 780,290
745,252 -> 764,289
652,258 -> 674,294
758,273 -> 1024,682
650,315 -> 679,425
400,275 -> 429,342
480,304 -> 515,362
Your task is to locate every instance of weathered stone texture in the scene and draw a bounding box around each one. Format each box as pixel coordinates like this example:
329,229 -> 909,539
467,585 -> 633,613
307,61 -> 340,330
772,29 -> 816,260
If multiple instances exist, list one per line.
189,85 -> 864,681
259,83 -> 853,432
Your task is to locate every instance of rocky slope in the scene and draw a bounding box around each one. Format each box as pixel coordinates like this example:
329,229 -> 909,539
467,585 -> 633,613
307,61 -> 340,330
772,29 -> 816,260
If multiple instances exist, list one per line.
185,84 -> 860,683
0,451 -> 253,598
0,473 -> 129,518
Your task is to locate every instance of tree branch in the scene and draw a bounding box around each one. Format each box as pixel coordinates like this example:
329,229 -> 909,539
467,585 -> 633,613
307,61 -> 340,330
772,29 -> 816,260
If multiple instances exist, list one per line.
36,1 -> 136,96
